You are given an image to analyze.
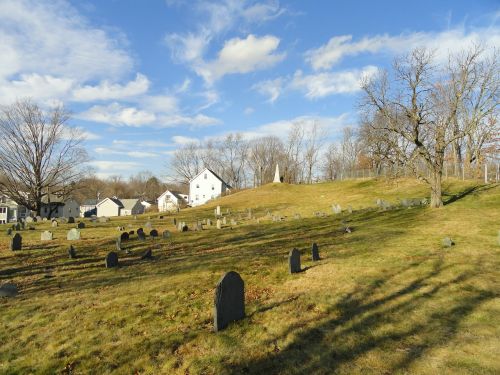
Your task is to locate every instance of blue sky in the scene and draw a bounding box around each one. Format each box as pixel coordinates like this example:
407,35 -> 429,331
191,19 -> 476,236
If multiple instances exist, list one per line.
0,0 -> 498,180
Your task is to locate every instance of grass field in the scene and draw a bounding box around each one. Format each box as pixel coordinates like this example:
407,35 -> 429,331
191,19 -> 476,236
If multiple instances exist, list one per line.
1,178 -> 499,374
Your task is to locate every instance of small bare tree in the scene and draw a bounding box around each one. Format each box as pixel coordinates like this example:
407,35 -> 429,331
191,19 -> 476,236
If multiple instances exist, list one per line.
0,99 -> 89,215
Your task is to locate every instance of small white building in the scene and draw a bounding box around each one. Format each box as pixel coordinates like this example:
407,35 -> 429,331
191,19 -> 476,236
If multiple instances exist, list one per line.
189,168 -> 230,207
96,197 -> 144,217
0,194 -> 28,224
157,190 -> 188,212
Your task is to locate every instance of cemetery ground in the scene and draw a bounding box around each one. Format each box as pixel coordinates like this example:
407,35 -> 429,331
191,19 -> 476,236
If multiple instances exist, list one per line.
0,178 -> 499,374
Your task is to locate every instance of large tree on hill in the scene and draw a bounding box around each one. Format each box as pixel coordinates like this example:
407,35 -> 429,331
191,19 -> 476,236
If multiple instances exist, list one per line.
361,46 -> 499,208
0,99 -> 89,215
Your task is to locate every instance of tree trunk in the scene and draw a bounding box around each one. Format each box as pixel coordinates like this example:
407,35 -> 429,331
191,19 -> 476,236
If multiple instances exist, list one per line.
430,170 -> 443,208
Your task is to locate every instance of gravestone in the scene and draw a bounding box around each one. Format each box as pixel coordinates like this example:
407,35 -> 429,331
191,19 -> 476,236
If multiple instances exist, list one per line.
182,224 -> 188,232
120,232 -> 129,241
51,220 -> 58,228
145,222 -> 152,229
138,231 -> 146,241
67,228 -> 80,241
312,243 -> 320,261
195,222 -> 203,231
332,204 -> 342,214
20,221 -> 25,230
288,248 -> 301,273
25,216 -> 33,223
77,222 -> 85,229
162,230 -> 171,239
347,205 -> 353,214
10,233 -> 22,251
6,228 -> 12,236
216,206 -> 221,216
207,218 -> 212,226
68,245 -> 76,259
99,217 -> 109,223
141,249 -> 152,260
159,216 -> 164,219
129,230 -> 134,235
177,222 -> 183,231
0,283 -> 18,298
35,215 -> 41,222
60,217 -> 68,224
214,271 -> 245,332
230,218 -> 237,226
116,236 -> 123,251
216,219 -> 222,229
14,222 -> 21,231
222,217 -> 227,225
173,218 -> 177,225
137,228 -> 144,235
294,213 -> 301,220
105,251 -> 119,268
150,229 -> 158,237
42,217 -> 47,222
41,231 -> 53,241
442,237 -> 455,248
68,217 -> 75,224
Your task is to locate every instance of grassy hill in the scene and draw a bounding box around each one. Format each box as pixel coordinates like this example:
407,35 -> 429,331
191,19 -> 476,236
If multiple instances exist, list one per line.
1,178 -> 499,374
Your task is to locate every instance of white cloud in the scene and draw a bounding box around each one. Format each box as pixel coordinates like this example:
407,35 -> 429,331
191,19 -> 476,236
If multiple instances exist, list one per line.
172,135 -> 200,145
197,34 -> 286,84
289,66 -> 379,99
0,0 -> 133,82
0,74 -> 74,105
78,103 -> 156,127
252,77 -> 284,103
87,160 -> 142,170
159,114 -> 222,128
305,27 -> 500,70
244,107 -> 255,115
112,140 -> 171,148
72,73 -> 150,101
141,94 -> 179,113
94,148 -> 159,158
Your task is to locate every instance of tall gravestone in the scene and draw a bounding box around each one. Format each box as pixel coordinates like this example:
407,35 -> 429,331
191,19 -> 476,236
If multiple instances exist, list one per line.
105,252 -> 119,268
10,233 -> 22,251
116,236 -> 123,251
216,219 -> 222,229
150,229 -> 158,237
214,271 -> 245,332
41,231 -> 53,241
51,220 -> 58,228
289,248 -> 301,273
162,230 -> 171,239
216,206 -> 221,216
138,231 -> 146,241
68,245 -> 76,259
312,243 -> 320,261
67,229 -> 80,241
77,222 -> 85,229
222,217 -> 227,225
137,228 -> 144,235
120,232 -> 129,241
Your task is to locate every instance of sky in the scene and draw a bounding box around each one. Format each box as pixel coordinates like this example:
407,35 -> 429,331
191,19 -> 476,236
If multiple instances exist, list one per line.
0,0 -> 498,180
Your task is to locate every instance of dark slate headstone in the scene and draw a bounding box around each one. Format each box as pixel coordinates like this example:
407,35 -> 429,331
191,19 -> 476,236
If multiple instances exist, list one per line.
138,231 -> 146,241
182,224 -> 189,232
129,230 -> 134,235
289,248 -> 301,273
173,218 -> 177,225
312,243 -> 320,261
150,229 -> 158,237
6,228 -> 12,236
214,271 -> 245,332
14,222 -> 21,231
162,230 -> 171,239
105,251 -> 119,268
159,216 -> 164,219
0,283 -> 18,298
77,222 -> 85,229
68,245 -> 76,259
141,249 -> 152,260
68,217 -> 75,224
137,228 -> 144,235
10,233 -> 22,251
120,232 -> 129,241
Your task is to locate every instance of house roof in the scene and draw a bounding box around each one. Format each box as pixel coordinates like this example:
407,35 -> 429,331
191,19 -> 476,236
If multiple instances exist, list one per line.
82,199 -> 98,206
120,199 -> 139,210
189,167 -> 230,188
41,194 -> 79,205
96,197 -> 122,208
158,189 -> 187,201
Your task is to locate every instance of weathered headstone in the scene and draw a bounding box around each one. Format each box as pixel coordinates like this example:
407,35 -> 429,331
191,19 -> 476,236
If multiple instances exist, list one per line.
442,237 -> 455,248
99,217 -> 109,223
347,205 -> 353,214
207,218 -> 212,226
230,218 -> 237,226
294,213 -> 301,220
105,251 -> 119,268
25,216 -> 33,223
332,204 -> 342,214
6,228 -> 12,236
222,217 -> 227,225
216,219 -> 222,229
137,228 -> 144,235
66,228 -> 80,241
162,230 -> 171,239
116,236 -> 123,251
10,233 -> 22,251
14,222 -> 21,231
120,232 -> 129,241
289,248 -> 301,273
0,283 -> 18,298
182,224 -> 188,232
173,218 -> 177,225
68,217 -> 75,224
68,245 -> 76,259
138,231 -> 146,241
77,222 -> 85,229
41,231 -> 53,241
141,249 -> 152,260
214,271 -> 245,332
312,243 -> 320,261
60,217 -> 68,224
51,220 -> 58,228
150,229 -> 158,237
42,217 -> 47,222
216,205 -> 221,216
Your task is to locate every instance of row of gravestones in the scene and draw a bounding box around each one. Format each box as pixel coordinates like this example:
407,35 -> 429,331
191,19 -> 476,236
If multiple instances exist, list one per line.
10,229 -> 82,250
213,244 -> 321,332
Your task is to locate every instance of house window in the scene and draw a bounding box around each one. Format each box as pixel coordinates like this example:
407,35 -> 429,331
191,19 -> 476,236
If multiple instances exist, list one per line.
211,184 -> 214,190
196,184 -> 199,188
203,195 -> 205,198
0,207 -> 6,214
204,173 -> 207,179
195,195 -> 199,200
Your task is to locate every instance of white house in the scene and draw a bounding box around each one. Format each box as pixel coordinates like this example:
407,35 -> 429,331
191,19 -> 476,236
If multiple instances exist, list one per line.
189,168 -> 230,207
0,194 -> 28,224
96,197 -> 144,217
157,190 -> 188,212
80,199 -> 98,217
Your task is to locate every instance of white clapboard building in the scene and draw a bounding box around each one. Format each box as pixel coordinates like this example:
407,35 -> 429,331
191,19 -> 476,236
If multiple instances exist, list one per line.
157,190 -> 188,212
189,168 -> 230,207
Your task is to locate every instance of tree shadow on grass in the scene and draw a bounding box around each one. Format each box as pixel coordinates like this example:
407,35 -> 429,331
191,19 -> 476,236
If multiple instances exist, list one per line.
225,257 -> 495,374
443,184 -> 497,205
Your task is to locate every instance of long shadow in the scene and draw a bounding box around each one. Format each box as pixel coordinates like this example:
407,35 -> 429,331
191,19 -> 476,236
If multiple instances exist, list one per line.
443,184 -> 497,205
225,258 -> 494,374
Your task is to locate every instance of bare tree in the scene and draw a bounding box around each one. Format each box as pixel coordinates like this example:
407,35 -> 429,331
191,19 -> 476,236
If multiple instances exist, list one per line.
303,121 -> 326,183
217,133 -> 249,189
0,99 -> 88,215
170,142 -> 203,185
361,47 -> 498,207
248,136 -> 284,186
